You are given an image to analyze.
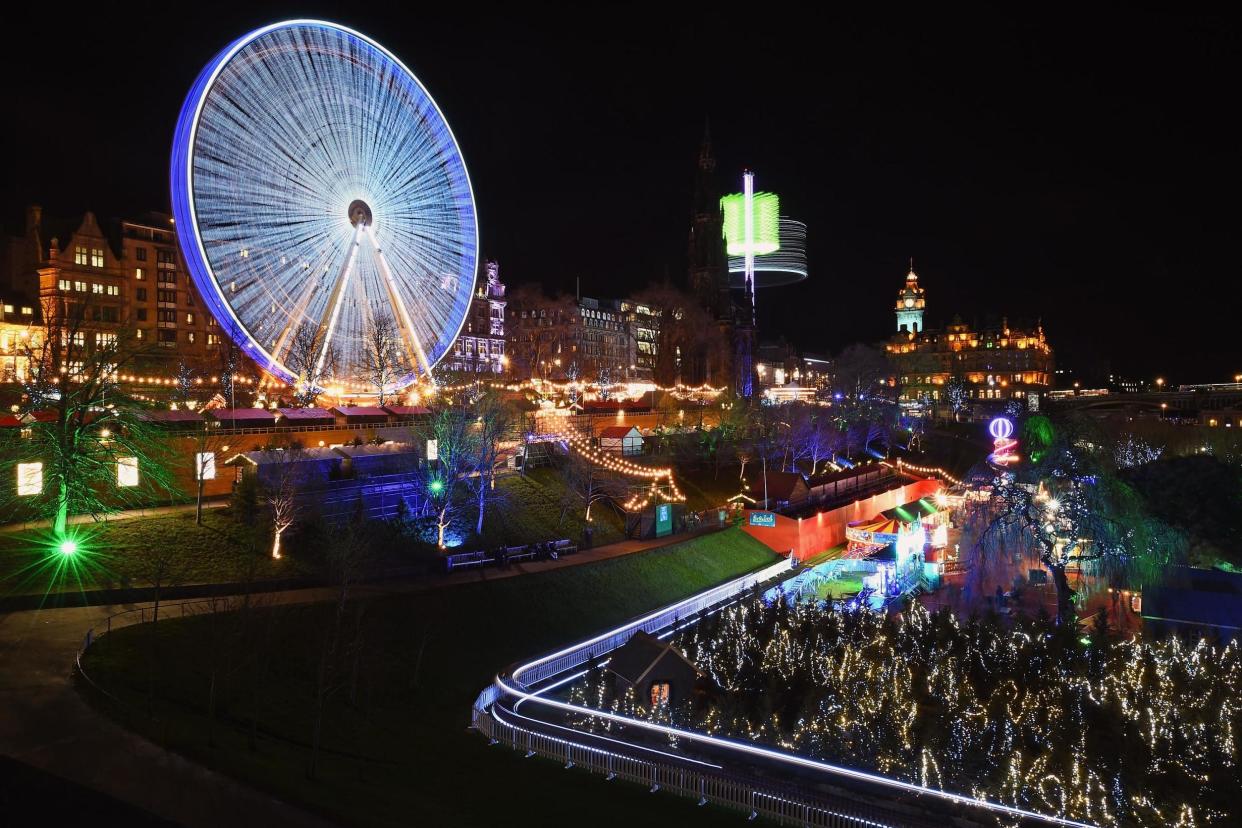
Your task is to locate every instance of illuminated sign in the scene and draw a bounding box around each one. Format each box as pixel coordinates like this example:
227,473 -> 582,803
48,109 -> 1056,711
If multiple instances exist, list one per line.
749,511 -> 777,528
987,417 -> 1020,467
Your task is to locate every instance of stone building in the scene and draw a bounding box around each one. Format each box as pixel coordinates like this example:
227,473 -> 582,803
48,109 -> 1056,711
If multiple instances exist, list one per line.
445,259 -> 507,374
505,291 -> 659,384
3,207 -> 217,379
886,264 -> 1054,414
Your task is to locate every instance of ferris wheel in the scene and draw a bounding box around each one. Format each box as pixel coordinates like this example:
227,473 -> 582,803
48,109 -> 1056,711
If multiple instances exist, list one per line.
171,20 -> 478,395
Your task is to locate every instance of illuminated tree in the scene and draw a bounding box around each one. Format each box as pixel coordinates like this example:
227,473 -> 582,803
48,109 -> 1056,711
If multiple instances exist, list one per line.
0,300 -> 177,537
256,448 -> 307,559
411,408 -> 479,548
465,390 -> 519,535
970,415 -> 1182,623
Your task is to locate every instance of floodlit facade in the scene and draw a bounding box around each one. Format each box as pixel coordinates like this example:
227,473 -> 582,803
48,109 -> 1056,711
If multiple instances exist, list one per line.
886,265 -> 1054,411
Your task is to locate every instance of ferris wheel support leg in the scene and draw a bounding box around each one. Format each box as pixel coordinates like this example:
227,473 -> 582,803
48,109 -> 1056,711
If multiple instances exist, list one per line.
365,225 -> 435,382
311,224 -> 364,383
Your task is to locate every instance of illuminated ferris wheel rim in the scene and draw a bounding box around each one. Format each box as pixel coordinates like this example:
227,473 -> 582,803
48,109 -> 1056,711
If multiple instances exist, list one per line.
170,19 -> 480,393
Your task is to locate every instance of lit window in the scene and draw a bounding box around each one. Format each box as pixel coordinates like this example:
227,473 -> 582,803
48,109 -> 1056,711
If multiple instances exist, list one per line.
107,285 -> 119,296
91,283 -> 103,294
135,267 -> 144,280
74,246 -> 88,265
187,331 -> 196,344
74,281 -> 87,293
21,307 -> 31,315
58,279 -> 71,291
185,312 -> 195,325
117,456 -> 139,487
136,329 -> 144,340
649,682 -> 670,707
196,452 -> 216,481
91,248 -> 105,267
17,462 -> 42,496
72,331 -> 86,347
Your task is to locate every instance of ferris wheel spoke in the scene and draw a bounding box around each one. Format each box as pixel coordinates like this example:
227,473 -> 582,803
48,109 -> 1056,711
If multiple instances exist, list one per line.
308,223 -> 363,383
364,224 -> 433,379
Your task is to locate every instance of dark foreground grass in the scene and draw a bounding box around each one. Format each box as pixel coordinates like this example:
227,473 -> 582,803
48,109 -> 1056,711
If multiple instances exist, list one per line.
0,509 -> 314,598
80,528 -> 779,827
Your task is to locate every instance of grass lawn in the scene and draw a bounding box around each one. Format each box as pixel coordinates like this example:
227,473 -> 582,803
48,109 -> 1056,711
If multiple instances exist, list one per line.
0,469 -> 630,598
79,528 -> 779,827
0,509 -> 315,598
677,465 -> 743,511
476,466 -> 626,549
813,574 -> 865,600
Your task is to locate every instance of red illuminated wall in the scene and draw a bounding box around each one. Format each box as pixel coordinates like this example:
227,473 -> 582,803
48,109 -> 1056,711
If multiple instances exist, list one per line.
742,478 -> 942,561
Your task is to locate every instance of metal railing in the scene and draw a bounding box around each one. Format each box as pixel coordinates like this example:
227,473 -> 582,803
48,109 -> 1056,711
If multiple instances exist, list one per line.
508,556 -> 793,689
476,553 -> 1097,828
474,704 -> 917,828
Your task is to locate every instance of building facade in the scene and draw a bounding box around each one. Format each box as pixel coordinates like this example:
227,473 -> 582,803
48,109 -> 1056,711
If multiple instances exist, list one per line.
886,265 -> 1054,412
505,291 -> 660,384
4,208 -> 218,382
0,300 -> 40,383
445,259 -> 507,374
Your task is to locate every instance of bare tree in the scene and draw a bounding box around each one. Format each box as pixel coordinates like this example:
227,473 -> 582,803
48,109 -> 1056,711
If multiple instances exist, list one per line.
465,390 -> 518,535
285,322 -> 338,406
257,448 -> 307,559
359,312 -> 404,405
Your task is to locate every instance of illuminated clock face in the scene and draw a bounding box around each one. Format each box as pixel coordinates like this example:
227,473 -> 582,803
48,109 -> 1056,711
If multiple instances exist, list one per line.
905,298 -> 915,308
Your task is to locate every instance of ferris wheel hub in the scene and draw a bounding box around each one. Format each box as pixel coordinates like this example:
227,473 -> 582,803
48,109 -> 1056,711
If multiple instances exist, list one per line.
347,199 -> 374,228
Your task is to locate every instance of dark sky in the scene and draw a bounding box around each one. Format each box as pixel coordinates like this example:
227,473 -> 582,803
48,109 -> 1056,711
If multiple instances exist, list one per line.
3,4 -> 1238,384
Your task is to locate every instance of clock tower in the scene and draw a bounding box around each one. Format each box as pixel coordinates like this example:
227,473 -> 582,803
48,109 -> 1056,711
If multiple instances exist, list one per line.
895,260 -> 925,333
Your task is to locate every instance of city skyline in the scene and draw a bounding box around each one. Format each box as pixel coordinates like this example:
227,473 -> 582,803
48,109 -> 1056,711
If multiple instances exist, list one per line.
2,5 -> 1237,384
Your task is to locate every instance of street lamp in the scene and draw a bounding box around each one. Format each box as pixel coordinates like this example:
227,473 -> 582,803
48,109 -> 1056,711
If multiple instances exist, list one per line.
1155,377 -> 1165,390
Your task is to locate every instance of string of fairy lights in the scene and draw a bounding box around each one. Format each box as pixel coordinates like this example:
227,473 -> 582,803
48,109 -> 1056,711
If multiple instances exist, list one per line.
552,432 -> 686,511
569,598 -> 1240,828
887,458 -> 965,487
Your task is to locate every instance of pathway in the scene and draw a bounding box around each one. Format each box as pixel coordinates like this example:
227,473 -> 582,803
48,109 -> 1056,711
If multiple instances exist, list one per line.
0,522 -> 731,826
0,498 -> 230,534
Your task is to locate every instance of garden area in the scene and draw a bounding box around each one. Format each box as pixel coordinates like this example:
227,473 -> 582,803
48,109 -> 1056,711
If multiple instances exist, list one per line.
570,597 -> 1240,827
76,528 -> 779,827
0,465 -> 631,601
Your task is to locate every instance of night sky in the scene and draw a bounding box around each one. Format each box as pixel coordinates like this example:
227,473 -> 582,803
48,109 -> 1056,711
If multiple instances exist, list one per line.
3,5 -> 1238,384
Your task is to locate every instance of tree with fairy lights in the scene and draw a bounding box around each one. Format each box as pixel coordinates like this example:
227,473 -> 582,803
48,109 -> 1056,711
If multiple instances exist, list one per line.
0,299 -> 177,537
969,414 -> 1182,623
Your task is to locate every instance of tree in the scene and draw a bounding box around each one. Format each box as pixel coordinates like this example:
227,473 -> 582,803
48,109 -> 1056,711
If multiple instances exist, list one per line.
285,321 -> 338,406
411,408 -> 479,548
258,448 -> 307,559
634,282 -> 729,388
504,284 -> 577,381
969,415 -> 1182,623
558,446 -> 628,529
308,518 -> 372,779
359,312 -> 404,405
0,300 -> 177,536
464,390 -> 518,535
